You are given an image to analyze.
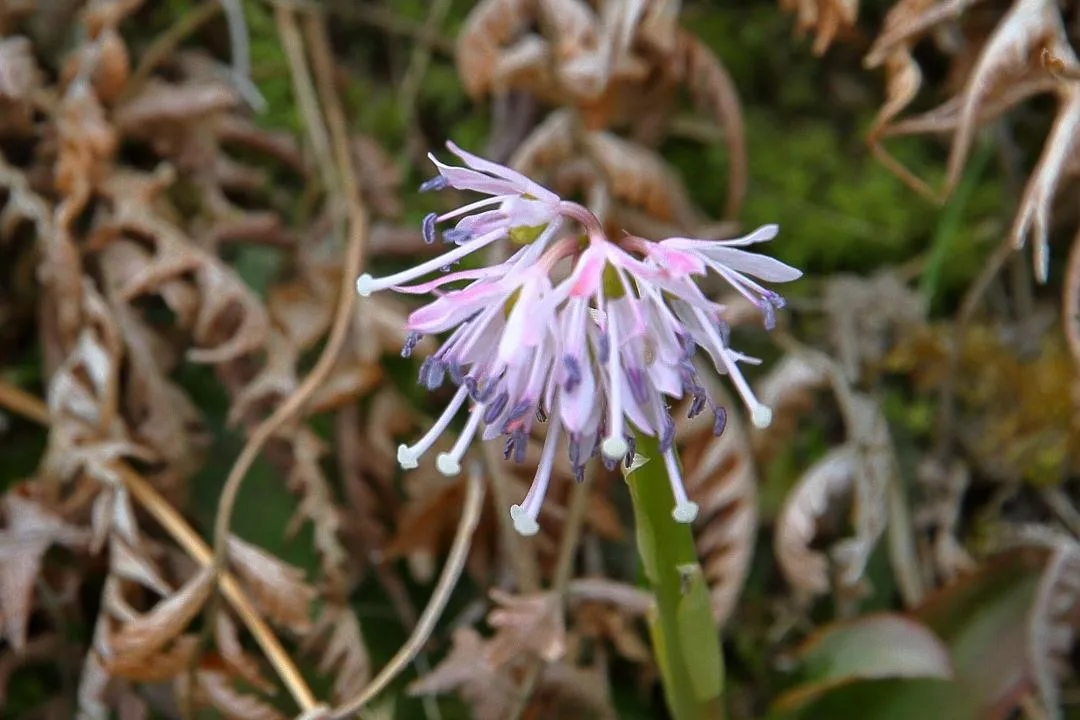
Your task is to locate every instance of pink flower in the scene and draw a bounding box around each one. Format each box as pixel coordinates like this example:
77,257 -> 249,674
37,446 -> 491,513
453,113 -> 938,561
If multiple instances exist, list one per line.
359,143 -> 802,535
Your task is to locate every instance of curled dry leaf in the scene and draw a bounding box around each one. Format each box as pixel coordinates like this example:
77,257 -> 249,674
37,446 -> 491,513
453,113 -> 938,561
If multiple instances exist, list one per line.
227,535 -> 316,634
286,427 -> 349,589
1029,538 -> 1080,717
301,601 -> 371,702
775,386 -> 894,597
410,627 -> 517,720
214,613 -> 276,694
0,490 -> 90,648
101,240 -> 206,478
780,0 -> 859,55
584,131 -> 700,227
487,589 -> 567,664
108,536 -> 171,597
108,566 -> 214,661
456,0 -> 535,98
108,635 -> 201,683
194,665 -> 288,720
866,0 -> 1079,279
776,445 -> 859,595
99,170 -> 270,364
571,600 -> 651,663
0,35 -> 41,134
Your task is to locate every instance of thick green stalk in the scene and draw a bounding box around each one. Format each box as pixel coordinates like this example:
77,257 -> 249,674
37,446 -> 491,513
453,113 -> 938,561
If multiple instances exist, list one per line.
624,432 -> 725,720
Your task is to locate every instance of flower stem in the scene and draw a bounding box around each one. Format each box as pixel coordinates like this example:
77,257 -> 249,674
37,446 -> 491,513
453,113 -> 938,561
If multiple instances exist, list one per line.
624,432 -> 725,720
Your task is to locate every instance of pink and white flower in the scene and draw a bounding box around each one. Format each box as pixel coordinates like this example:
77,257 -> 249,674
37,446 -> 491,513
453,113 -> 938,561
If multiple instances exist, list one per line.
359,142 -> 802,536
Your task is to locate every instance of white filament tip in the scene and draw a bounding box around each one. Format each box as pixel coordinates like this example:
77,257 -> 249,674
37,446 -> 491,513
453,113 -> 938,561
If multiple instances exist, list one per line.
672,501 -> 699,524
510,505 -> 539,536
751,405 -> 773,429
355,273 -> 376,297
397,444 -> 418,470
601,436 -> 628,460
436,453 -> 461,476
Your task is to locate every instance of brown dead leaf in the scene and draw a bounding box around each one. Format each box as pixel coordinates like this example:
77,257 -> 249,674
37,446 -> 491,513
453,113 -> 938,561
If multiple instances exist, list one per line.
302,601 -> 371,702
456,0 -> 535,98
572,601 -> 650,663
113,79 -> 239,145
109,567 -> 213,661
228,535 -> 315,633
214,613 -> 276,694
286,428 -> 348,589
108,536 -> 171,597
409,627 -> 517,720
780,0 -> 859,55
196,666 -> 287,720
108,635 -> 201,682
585,130 -> 699,226
487,589 -> 567,664
0,490 -> 90,648
776,445 -> 859,595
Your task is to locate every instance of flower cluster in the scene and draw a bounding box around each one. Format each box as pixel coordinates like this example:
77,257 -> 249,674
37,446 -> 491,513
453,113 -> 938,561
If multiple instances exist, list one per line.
357,142 -> 801,536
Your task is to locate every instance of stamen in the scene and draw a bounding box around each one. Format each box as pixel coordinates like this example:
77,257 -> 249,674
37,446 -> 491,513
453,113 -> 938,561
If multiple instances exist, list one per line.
506,400 -> 531,423
397,387 -> 468,469
563,355 -> 582,393
688,391 -> 707,418
356,229 -> 503,296
421,358 -> 446,390
482,391 -> 509,424
442,227 -> 471,244
401,331 -> 421,358
713,407 -> 728,436
695,307 -> 773,429
760,298 -> 776,331
418,175 -> 448,192
510,414 -> 562,536
602,316 -> 628,459
659,414 -> 676,453
422,212 -> 438,244
597,332 -> 611,364
436,405 -> 483,476
663,447 -> 699,524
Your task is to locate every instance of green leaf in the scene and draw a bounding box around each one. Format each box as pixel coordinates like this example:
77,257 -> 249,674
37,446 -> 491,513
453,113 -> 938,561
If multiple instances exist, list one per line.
773,613 -> 953,711
772,549 -> 1049,720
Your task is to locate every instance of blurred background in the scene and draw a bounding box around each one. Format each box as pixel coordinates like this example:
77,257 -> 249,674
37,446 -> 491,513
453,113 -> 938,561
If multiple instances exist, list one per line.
0,0 -> 1078,718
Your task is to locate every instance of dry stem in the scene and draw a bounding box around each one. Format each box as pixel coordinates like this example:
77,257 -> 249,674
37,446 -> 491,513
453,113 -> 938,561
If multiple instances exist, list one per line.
327,462 -> 487,719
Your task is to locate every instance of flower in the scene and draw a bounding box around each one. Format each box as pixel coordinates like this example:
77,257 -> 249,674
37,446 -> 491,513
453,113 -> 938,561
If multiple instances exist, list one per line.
359,142 -> 802,536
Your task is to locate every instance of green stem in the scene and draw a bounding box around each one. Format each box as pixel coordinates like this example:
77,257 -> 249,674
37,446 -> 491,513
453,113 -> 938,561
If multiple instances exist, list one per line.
624,432 -> 725,720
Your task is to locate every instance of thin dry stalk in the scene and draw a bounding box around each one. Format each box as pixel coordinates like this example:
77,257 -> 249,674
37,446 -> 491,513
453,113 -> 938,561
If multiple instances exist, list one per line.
328,462 -> 487,719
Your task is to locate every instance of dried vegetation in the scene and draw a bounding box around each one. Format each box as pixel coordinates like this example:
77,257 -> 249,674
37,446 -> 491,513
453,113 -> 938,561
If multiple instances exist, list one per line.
0,0 -> 1078,718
